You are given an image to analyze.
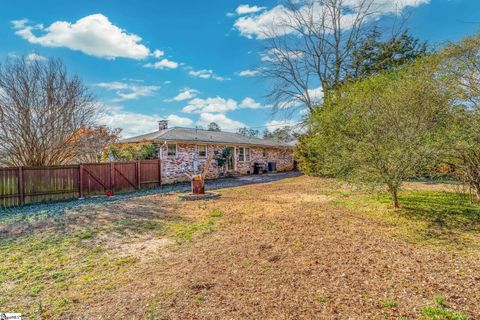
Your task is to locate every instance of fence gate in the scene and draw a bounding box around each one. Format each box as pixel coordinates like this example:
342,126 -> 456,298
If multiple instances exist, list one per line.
113,162 -> 138,193
80,163 -> 112,197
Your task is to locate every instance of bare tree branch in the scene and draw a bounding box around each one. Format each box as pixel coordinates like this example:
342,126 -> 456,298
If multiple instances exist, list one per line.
0,57 -> 98,166
261,0 -> 405,114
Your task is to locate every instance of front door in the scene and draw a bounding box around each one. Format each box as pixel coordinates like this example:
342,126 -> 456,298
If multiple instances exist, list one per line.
225,147 -> 235,172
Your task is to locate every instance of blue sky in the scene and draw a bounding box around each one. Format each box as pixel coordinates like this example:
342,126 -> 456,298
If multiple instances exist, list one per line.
1,0 -> 480,137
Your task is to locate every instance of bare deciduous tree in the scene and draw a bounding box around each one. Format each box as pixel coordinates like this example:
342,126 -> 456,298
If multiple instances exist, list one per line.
0,57 -> 97,166
261,0 -> 409,113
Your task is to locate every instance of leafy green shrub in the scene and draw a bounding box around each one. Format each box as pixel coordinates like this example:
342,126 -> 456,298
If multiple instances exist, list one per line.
107,141 -> 157,161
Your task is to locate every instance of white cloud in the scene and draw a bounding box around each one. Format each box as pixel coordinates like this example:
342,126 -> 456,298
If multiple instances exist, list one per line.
182,96 -> 267,114
11,19 -> 29,29
299,108 -> 309,116
25,52 -> 46,62
96,81 -> 129,90
188,69 -> 230,81
171,88 -> 199,101
96,81 -> 160,102
344,0 -> 429,14
278,100 -> 303,110
234,5 -> 291,39
239,97 -> 268,109
197,113 -> 246,130
183,96 -> 238,114
165,114 -> 195,127
308,86 -> 323,104
144,58 -> 178,69
265,119 -> 299,130
234,0 -> 430,39
12,14 -> 150,60
238,69 -> 259,76
260,48 -> 304,62
98,105 -> 193,138
152,49 -> 164,58
236,4 -> 267,15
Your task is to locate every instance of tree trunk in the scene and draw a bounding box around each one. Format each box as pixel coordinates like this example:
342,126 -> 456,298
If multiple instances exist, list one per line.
473,184 -> 480,203
388,185 -> 400,209
191,177 -> 205,195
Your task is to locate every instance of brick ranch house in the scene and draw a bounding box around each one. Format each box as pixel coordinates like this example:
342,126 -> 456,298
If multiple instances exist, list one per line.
120,120 -> 295,184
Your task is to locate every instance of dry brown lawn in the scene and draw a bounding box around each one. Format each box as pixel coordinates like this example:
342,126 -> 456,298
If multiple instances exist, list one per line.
67,176 -> 479,320
1,175 -> 479,319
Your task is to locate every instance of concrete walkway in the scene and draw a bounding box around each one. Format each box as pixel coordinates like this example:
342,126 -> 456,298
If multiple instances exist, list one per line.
205,171 -> 302,189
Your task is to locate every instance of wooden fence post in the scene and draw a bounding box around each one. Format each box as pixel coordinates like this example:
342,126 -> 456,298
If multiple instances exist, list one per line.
18,166 -> 24,206
137,160 -> 141,189
158,159 -> 162,186
110,162 -> 115,193
79,164 -> 84,198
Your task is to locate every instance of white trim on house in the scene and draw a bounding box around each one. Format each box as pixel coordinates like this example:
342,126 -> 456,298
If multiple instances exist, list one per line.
196,144 -> 207,158
234,146 -> 237,171
167,143 -> 177,158
238,146 -> 251,162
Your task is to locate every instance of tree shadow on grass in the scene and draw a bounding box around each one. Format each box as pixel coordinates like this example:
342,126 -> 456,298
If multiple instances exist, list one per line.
377,190 -> 480,245
0,197 -> 176,239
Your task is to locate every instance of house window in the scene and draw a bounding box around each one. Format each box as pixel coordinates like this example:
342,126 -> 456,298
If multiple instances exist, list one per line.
239,147 -> 250,162
197,145 -> 207,158
167,144 -> 177,157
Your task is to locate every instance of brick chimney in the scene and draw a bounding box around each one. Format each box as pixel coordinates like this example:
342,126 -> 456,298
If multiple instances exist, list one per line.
158,120 -> 168,130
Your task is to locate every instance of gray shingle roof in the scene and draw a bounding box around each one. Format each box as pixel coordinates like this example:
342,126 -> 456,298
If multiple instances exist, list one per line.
120,127 -> 292,148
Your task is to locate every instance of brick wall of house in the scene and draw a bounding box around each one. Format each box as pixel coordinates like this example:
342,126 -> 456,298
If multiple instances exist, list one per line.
235,146 -> 294,174
157,142 -> 294,184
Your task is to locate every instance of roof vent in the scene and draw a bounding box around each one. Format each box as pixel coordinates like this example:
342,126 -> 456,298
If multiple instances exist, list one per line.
158,120 -> 168,130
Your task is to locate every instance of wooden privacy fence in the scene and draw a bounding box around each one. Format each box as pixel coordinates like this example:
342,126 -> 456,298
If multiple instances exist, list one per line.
0,159 -> 161,208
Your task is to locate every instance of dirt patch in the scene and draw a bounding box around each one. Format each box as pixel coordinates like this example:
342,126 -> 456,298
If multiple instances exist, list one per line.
112,238 -> 175,261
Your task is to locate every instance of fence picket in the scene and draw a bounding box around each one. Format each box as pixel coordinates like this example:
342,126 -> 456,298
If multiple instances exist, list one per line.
0,160 -> 162,208
18,167 -> 24,206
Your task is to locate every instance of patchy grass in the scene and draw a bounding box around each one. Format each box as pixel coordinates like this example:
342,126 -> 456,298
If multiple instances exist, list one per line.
0,233 -> 128,318
328,185 -> 480,250
0,193 -> 222,318
194,294 -> 205,302
419,295 -> 469,320
382,299 -> 398,308
315,295 -> 331,303
210,209 -> 223,218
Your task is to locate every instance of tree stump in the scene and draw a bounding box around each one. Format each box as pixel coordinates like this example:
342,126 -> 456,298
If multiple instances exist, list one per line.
191,175 -> 205,194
